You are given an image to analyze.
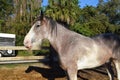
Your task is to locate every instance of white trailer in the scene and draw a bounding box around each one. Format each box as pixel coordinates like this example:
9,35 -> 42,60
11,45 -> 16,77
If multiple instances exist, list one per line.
0,33 -> 16,57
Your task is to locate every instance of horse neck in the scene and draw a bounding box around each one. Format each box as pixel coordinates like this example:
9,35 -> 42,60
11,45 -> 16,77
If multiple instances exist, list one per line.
48,23 -> 70,52
47,23 -> 91,54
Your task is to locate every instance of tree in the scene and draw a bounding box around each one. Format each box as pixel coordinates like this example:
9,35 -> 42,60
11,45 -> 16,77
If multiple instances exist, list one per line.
0,0 -> 13,20
0,0 -> 42,45
13,0 -> 42,23
97,0 -> 120,34
97,0 -> 120,25
45,0 -> 81,25
0,0 -> 13,32
70,5 -> 117,36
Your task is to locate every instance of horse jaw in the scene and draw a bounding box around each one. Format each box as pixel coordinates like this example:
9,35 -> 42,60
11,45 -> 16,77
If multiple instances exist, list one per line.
24,33 -> 42,50
32,40 -> 42,49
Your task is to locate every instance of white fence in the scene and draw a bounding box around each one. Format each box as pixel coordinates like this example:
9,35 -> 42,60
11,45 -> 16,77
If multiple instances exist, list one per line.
0,46 -> 40,50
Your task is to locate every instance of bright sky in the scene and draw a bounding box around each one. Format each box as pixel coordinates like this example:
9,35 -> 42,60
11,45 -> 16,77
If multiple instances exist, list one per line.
79,0 -> 98,8
42,0 -> 99,8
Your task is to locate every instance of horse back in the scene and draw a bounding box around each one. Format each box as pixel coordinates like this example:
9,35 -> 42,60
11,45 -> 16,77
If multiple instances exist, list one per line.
93,33 -> 120,60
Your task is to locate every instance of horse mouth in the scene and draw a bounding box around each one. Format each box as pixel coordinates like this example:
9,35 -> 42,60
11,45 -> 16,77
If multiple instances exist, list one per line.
25,45 -> 32,50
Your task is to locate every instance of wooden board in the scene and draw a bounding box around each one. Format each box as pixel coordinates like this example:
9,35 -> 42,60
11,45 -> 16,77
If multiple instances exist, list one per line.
0,46 -> 40,50
0,56 -> 45,61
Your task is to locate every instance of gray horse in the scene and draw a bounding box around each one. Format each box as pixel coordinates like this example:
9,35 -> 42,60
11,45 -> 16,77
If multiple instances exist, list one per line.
24,13 -> 120,80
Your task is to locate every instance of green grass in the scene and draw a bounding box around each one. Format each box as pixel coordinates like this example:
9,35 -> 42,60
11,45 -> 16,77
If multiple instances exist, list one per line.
0,64 -> 20,68
0,63 -> 39,68
17,51 -> 33,56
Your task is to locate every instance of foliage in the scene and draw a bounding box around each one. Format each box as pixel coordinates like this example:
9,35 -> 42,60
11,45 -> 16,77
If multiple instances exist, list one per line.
70,5 -> 117,36
0,0 -> 13,32
97,0 -> 120,25
0,0 -> 13,20
97,0 -> 120,35
45,0 -> 81,25
0,0 -> 42,46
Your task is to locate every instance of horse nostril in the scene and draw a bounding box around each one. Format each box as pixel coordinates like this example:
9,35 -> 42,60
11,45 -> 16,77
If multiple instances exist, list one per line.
25,45 -> 32,49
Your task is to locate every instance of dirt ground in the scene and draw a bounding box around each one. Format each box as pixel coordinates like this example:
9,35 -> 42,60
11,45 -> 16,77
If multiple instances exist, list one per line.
0,62 -> 118,80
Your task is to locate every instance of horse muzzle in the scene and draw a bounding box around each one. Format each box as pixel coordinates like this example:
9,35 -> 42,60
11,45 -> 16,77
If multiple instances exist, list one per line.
24,38 -> 33,49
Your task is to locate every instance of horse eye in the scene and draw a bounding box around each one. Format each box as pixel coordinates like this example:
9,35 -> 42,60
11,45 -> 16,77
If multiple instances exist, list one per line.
36,25 -> 40,27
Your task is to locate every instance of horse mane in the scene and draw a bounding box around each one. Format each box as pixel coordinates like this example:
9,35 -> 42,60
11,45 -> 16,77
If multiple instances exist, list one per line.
44,16 -> 69,35
46,17 -> 57,35
45,16 -> 57,36
36,15 -> 70,36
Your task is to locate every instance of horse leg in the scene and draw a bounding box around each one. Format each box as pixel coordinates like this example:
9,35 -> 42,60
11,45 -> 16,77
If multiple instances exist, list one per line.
67,65 -> 77,80
114,60 -> 120,80
67,68 -> 77,80
105,61 -> 114,80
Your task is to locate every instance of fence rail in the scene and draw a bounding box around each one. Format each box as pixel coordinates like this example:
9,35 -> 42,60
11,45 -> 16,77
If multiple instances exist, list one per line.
0,56 -> 49,64
0,46 -> 40,50
0,56 -> 45,61
0,46 -> 49,64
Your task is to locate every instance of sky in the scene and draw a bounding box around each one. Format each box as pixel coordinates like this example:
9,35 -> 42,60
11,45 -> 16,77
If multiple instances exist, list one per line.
80,0 -> 98,8
42,0 -> 99,8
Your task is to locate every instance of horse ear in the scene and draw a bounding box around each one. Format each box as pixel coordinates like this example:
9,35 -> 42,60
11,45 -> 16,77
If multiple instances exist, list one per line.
40,10 -> 44,20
